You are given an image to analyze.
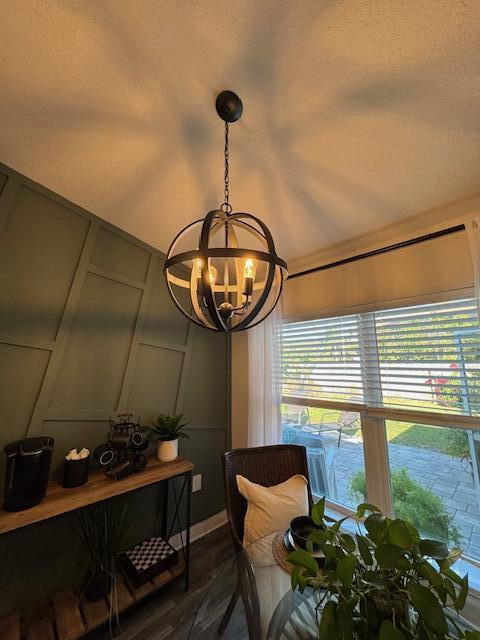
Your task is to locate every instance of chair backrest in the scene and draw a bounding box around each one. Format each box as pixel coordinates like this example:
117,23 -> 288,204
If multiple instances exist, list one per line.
338,410 -> 359,427
222,444 -> 314,550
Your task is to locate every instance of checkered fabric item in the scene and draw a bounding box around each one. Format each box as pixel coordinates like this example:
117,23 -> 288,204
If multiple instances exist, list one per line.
121,535 -> 178,587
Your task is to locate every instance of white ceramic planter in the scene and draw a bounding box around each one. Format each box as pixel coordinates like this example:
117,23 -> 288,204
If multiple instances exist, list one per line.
157,438 -> 179,462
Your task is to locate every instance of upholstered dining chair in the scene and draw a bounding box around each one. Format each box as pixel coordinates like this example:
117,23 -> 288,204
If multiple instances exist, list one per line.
219,445 -> 314,639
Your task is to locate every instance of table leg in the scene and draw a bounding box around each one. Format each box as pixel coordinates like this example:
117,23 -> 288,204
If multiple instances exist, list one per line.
160,479 -> 169,540
185,471 -> 192,591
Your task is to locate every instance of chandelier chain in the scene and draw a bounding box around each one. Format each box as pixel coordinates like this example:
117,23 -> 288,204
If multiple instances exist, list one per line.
221,122 -> 232,214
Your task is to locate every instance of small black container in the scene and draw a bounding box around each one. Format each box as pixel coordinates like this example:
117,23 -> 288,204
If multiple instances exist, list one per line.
63,455 -> 90,488
290,516 -> 325,551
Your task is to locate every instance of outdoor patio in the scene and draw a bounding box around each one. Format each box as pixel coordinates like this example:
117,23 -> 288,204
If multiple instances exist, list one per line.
329,433 -> 480,559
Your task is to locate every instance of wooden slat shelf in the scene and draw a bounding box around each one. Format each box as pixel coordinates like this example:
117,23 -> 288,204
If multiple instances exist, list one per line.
0,561 -> 185,640
0,457 -> 194,535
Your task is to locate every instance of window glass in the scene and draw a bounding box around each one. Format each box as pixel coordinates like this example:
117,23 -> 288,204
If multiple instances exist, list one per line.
281,402 -> 365,511
349,418 -> 480,561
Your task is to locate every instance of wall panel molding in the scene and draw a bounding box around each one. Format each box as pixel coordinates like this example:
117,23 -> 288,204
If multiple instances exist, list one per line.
25,222 -> 99,436
0,161 -> 227,448
115,254 -> 156,414
0,173 -> 21,236
87,264 -> 147,291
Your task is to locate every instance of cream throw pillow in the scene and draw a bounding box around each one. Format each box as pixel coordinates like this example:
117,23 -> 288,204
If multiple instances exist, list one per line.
236,474 -> 309,547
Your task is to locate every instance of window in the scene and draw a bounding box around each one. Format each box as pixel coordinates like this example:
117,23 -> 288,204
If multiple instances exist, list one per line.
281,297 -> 480,563
283,298 -> 480,415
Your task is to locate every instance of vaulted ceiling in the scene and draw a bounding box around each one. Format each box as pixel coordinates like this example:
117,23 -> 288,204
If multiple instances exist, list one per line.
1,1 -> 479,262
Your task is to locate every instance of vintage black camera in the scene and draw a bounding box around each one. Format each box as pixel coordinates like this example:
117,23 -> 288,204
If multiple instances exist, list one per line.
93,415 -> 148,480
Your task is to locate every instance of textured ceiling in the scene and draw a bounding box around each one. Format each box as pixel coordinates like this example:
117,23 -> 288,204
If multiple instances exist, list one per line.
1,1 -> 480,263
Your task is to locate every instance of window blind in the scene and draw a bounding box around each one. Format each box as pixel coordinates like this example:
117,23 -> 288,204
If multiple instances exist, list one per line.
282,314 -> 364,403
282,298 -> 480,416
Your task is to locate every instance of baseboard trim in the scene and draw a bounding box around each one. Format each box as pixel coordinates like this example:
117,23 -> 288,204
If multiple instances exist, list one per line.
170,510 -> 228,550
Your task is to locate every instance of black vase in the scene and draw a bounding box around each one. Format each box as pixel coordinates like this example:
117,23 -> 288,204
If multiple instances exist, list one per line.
84,570 -> 112,602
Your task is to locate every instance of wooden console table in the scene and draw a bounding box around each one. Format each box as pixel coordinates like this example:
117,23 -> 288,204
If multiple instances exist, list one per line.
0,457 -> 194,640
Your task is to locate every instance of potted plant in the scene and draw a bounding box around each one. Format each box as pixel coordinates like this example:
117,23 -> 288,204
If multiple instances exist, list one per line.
149,413 -> 189,462
76,499 -> 130,602
288,499 -> 477,639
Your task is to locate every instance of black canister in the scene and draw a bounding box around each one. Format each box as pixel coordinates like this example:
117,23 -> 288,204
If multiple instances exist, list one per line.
62,455 -> 90,488
3,437 -> 54,511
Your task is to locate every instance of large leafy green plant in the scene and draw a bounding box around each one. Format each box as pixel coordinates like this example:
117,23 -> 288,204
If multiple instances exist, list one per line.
288,500 -> 478,639
149,413 -> 189,441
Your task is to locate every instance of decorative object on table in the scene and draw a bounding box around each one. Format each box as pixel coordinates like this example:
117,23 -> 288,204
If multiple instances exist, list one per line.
148,414 -> 189,462
120,535 -> 178,588
287,498 -> 475,639
76,499 -> 131,603
272,531 -> 295,575
288,515 -> 326,553
62,448 -> 90,488
3,436 -> 54,511
93,414 -> 148,480
163,90 -> 287,333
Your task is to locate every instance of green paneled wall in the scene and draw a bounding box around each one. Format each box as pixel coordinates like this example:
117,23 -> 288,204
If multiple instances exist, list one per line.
0,163 -> 229,615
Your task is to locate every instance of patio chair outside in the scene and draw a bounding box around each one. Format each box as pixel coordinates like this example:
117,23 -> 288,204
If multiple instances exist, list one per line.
319,410 -> 360,447
283,405 -> 311,428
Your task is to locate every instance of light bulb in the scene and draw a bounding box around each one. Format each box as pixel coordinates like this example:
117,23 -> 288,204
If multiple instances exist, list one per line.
243,258 -> 255,297
208,265 -> 217,285
244,258 -> 254,278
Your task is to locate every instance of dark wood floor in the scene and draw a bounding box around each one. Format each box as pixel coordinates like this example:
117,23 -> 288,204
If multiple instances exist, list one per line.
93,524 -> 247,640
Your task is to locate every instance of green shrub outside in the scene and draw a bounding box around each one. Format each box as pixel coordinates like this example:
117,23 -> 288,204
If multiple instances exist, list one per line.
350,468 -> 461,545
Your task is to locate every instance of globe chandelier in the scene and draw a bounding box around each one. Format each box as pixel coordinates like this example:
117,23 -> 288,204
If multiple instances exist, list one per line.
164,91 -> 287,332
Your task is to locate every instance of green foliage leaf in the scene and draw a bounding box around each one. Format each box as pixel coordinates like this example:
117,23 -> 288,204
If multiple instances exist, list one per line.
443,567 -> 465,586
336,555 -> 356,587
364,570 -> 385,589
416,560 -> 442,588
287,549 -> 318,575
364,513 -> 388,544
405,519 -> 421,544
331,516 -> 350,533
339,532 -> 356,553
291,565 -> 300,591
443,576 -> 457,602
387,519 -> 413,549
356,534 -> 373,566
379,620 -> 405,640
408,583 -> 448,636
455,574 -> 469,611
150,413 -> 188,439
336,602 -> 354,637
311,497 -> 325,525
308,528 -> 329,545
436,547 -> 463,570
419,539 -> 449,559
356,502 -> 381,518
318,600 -> 337,639
375,544 -> 410,571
